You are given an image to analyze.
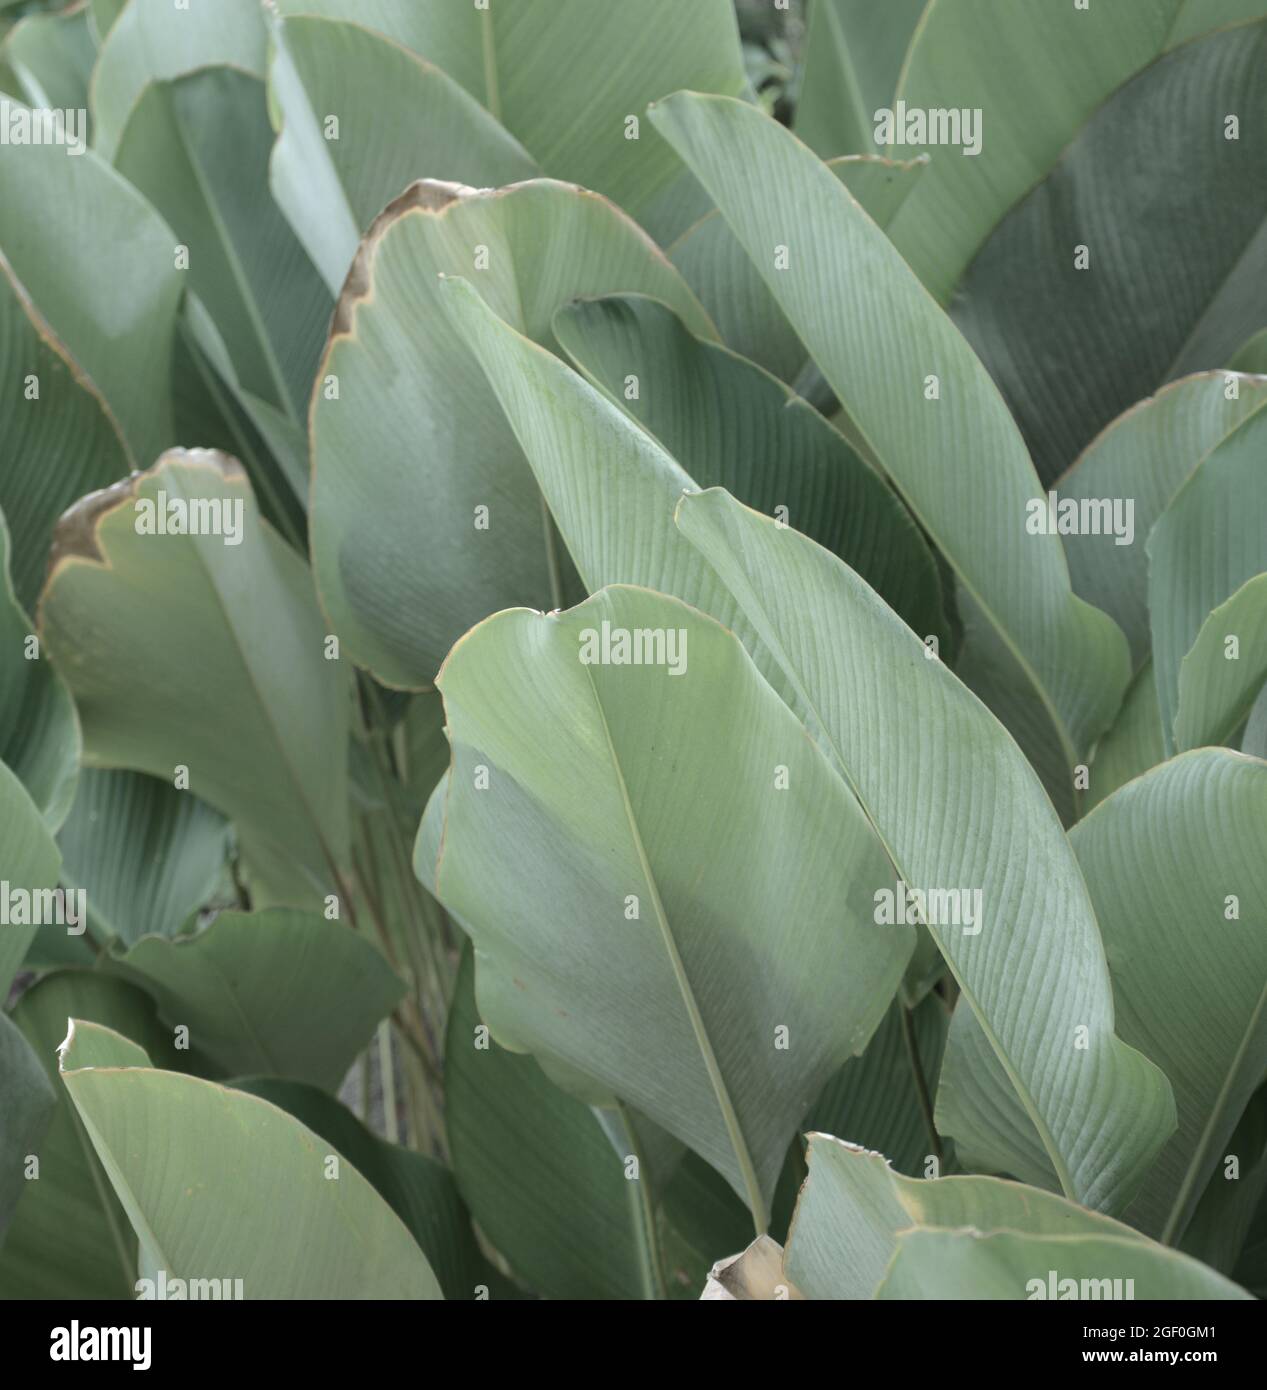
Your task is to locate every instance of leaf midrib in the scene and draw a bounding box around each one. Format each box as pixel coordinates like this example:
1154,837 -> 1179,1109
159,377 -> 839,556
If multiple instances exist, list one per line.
578,660 -> 769,1233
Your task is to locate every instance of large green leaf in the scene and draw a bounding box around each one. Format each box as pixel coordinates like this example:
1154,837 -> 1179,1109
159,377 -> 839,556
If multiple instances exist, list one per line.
1071,751 -> 1267,1243
0,98 -> 181,463
666,153 -> 924,390
953,20 -> 1267,483
651,93 -> 1128,769
784,1133 -> 1141,1300
0,507 -> 78,828
1150,407 -> 1267,752
1058,373 -> 1267,671
888,0 -> 1267,305
272,0 -> 746,235
0,971 -> 191,1299
89,0 -> 266,160
673,488 -> 1174,1214
0,1009 -> 55,1240
114,68 -> 331,426
1176,575 -> 1267,751
310,178 -> 715,688
445,946 -> 659,1299
419,585 -> 913,1227
0,261 -> 130,615
233,1076 -> 492,1300
59,1019 -> 442,1298
104,908 -> 403,1089
793,0 -> 926,160
552,292 -> 948,646
0,758 -> 60,999
877,1227 -> 1250,1300
39,451 -> 351,903
268,14 -> 539,296
56,769 -> 231,947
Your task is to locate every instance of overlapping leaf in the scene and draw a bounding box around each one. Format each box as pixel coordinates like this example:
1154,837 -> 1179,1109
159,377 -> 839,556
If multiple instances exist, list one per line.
310,178 -> 716,687
673,488 -> 1174,1213
419,585 -> 913,1226
650,93 -> 1129,769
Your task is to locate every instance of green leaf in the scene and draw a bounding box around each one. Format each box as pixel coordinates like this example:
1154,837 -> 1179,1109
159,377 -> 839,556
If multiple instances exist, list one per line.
39,451 -> 351,903
877,1227 -> 1251,1300
0,98 -> 181,463
1087,661 -> 1165,812
1180,1083 -> 1267,1275
233,1075 -> 494,1301
1176,574 -> 1267,751
310,178 -> 715,687
784,1133 -> 1142,1300
58,1019 -> 442,1298
667,153 -> 924,388
272,0 -> 746,234
1071,750 -> 1267,1243
888,0 -> 1267,304
103,908 -> 403,1089
651,92 -> 1129,767
0,970 -> 191,1299
2,2 -> 96,117
793,0 -> 925,159
953,20 -> 1267,483
0,258 -> 130,615
268,14 -> 540,296
113,68 -> 331,426
0,758 -> 60,999
0,1009 -> 55,1240
420,585 -> 912,1227
0,506 -> 78,828
551,292 -> 948,647
673,487 -> 1175,1213
1058,373 -> 1267,672
445,945 -> 657,1299
1150,406 -> 1267,752
89,0 -> 266,160
56,769 -> 232,947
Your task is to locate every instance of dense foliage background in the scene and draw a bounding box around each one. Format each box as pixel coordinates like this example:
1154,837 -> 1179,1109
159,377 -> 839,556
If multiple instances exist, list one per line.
1,0 -> 1266,1303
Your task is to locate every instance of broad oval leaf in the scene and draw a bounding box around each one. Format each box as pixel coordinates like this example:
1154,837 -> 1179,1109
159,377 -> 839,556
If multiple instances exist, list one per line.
418,585 -> 914,1227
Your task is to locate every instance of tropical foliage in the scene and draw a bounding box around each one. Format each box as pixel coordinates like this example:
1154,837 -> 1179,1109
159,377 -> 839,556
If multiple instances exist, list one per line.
1,0 -> 1266,1302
